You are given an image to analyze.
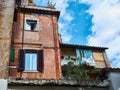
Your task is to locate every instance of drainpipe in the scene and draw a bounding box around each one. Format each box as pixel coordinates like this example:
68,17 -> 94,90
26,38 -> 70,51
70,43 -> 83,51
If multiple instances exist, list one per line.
20,4 -> 25,79
22,5 -> 25,49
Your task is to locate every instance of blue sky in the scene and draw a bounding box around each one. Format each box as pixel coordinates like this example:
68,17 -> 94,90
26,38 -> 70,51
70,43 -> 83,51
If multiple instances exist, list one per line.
34,0 -> 120,68
34,0 -> 92,45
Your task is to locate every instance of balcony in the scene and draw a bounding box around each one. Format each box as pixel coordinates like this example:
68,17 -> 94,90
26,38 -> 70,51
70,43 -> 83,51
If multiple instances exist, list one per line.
61,55 -> 96,66
61,56 -> 80,66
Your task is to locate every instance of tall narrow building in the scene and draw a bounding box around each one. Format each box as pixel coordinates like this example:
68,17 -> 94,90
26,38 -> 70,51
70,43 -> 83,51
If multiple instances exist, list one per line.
9,0 -> 62,79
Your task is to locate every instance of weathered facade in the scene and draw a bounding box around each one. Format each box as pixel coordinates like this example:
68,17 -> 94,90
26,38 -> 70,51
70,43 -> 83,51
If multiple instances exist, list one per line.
0,0 -> 15,90
9,0 -> 61,79
0,0 -> 15,79
60,44 -> 110,68
0,0 -> 115,90
9,0 -> 111,80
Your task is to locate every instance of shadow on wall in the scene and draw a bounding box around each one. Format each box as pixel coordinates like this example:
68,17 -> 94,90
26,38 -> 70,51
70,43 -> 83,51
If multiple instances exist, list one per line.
109,72 -> 120,90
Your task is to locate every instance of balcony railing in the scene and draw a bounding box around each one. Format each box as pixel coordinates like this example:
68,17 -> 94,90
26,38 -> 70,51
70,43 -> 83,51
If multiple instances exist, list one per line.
61,56 -> 96,66
61,59 -> 81,66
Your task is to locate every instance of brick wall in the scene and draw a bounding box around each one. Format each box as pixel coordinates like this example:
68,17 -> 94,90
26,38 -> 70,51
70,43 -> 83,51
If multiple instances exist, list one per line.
9,10 -> 62,79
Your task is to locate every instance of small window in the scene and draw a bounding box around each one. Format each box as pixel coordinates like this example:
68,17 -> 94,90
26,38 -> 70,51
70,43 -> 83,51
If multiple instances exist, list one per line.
25,20 -> 38,31
18,49 -> 44,72
25,52 -> 37,71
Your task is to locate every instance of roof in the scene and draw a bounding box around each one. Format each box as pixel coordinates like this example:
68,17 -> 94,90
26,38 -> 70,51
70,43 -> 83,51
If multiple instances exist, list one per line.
17,6 -> 60,19
60,43 -> 108,51
8,68 -> 120,87
8,78 -> 105,87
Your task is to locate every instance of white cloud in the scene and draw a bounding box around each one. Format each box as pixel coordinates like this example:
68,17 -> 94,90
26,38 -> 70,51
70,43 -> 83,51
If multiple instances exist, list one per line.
81,0 -> 120,68
51,0 -> 74,43
58,22 -> 72,43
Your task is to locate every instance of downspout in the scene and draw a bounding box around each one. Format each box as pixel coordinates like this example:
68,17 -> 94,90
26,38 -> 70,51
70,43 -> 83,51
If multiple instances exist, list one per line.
22,5 -> 25,49
20,5 -> 25,79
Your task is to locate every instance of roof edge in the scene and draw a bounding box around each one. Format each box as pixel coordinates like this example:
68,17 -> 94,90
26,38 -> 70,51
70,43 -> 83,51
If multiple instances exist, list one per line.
60,43 -> 108,50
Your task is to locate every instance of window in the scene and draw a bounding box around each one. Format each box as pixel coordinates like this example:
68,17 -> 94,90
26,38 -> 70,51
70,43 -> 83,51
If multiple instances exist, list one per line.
25,52 -> 37,71
18,49 -> 44,72
76,49 -> 95,65
25,20 -> 38,31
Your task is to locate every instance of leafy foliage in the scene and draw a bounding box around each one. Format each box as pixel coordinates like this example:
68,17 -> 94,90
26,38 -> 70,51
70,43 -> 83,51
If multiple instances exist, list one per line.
63,62 -> 90,80
63,61 -> 100,80
29,0 -> 33,3
47,0 -> 56,6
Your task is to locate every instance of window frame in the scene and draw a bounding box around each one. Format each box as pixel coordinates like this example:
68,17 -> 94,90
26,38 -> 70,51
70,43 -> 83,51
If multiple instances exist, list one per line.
24,17 -> 39,31
25,50 -> 37,71
76,49 -> 95,65
18,49 -> 44,72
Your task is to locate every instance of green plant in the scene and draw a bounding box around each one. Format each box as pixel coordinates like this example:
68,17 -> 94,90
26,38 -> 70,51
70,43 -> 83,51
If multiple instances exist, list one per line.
47,0 -> 56,6
63,63 -> 90,80
91,68 -> 100,74
29,0 -> 33,3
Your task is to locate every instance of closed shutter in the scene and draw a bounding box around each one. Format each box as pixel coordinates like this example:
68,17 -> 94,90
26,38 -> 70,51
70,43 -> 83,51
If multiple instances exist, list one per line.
18,49 -> 25,71
10,48 -> 15,62
37,50 -> 44,72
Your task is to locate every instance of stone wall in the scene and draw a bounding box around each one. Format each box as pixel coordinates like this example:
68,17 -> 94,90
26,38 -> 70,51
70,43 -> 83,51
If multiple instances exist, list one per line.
0,0 -> 15,78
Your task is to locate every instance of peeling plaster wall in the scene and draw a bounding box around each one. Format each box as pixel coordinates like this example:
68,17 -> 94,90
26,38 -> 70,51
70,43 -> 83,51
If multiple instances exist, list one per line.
0,0 -> 15,78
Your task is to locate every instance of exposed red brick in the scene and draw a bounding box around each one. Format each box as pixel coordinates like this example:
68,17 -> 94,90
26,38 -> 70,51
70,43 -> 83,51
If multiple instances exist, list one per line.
9,11 -> 62,79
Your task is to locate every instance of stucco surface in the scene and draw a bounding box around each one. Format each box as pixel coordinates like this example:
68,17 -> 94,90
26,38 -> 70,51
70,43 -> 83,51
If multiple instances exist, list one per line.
0,0 -> 15,78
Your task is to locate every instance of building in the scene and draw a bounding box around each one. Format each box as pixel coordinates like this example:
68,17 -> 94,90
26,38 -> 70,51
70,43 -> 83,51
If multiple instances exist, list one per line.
0,0 -> 116,90
9,0 -> 61,79
0,0 -> 15,90
60,43 -> 110,68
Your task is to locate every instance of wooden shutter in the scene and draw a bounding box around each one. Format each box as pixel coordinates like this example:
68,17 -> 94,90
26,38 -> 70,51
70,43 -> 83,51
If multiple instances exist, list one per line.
10,48 -> 15,62
18,49 -> 25,71
37,50 -> 44,72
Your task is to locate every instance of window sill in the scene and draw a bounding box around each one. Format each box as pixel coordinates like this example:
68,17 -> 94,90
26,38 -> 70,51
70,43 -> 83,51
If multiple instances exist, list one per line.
24,29 -> 39,32
23,71 -> 38,73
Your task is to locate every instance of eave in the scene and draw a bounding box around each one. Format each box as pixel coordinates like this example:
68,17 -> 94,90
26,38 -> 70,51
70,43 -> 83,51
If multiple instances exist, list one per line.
17,6 -> 60,20
60,43 -> 108,51
8,78 -> 105,87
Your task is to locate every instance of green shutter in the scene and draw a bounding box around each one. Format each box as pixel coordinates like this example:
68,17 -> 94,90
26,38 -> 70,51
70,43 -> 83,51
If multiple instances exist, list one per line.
10,48 -> 15,62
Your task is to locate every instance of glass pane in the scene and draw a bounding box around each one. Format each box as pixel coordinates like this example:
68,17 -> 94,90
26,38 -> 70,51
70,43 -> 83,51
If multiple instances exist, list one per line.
76,49 -> 81,60
84,50 -> 92,59
76,49 -> 82,64
25,53 -> 37,71
25,20 -> 37,30
83,50 -> 95,64
25,53 -> 30,70
32,53 -> 37,70
25,21 -> 31,30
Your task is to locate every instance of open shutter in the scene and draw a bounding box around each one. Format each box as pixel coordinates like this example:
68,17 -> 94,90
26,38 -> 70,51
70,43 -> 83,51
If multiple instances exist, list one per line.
37,50 -> 44,72
18,49 -> 25,71
10,48 -> 15,62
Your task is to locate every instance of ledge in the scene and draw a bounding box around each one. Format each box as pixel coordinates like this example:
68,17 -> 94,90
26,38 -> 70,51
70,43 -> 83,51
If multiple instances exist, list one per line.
8,78 -> 108,87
